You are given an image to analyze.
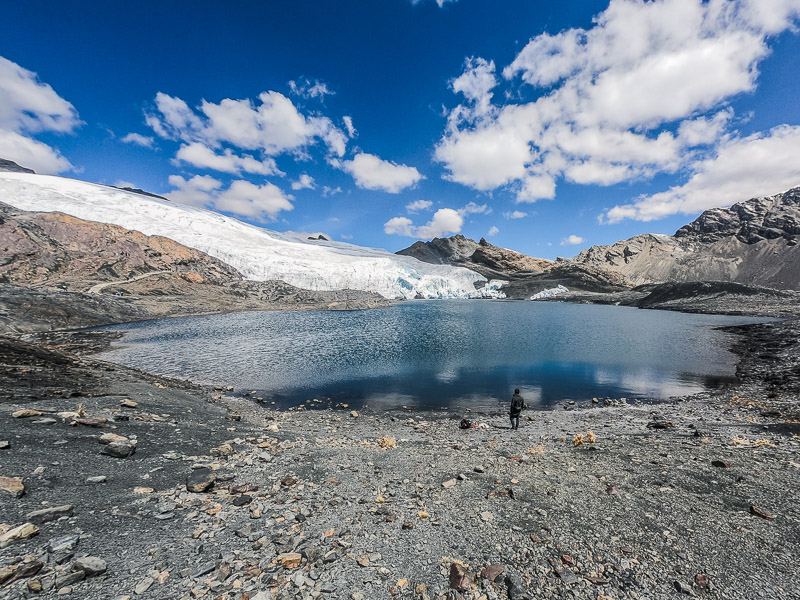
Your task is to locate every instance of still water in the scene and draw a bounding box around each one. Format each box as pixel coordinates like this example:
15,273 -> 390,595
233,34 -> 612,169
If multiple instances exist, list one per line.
100,300 -> 767,411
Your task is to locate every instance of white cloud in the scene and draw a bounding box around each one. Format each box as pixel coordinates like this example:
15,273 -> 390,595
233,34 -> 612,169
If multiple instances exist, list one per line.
0,56 -> 80,173
291,174 -> 316,190
458,201 -> 490,216
322,185 -> 343,197
174,142 -> 281,175
503,210 -> 527,219
437,0 -> 800,207
288,79 -> 334,100
406,199 -> 432,213
167,174 -> 293,221
561,234 -> 585,246
603,125 -> 800,223
411,0 -> 458,7
0,130 -> 72,173
343,116 -> 356,138
487,225 -> 500,237
384,208 -> 464,239
215,180 -> 294,220
121,133 -> 155,148
336,152 -> 423,193
147,90 -> 348,158
167,174 -> 223,208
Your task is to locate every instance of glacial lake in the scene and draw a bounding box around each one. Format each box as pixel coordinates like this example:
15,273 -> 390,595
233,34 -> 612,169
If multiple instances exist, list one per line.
100,301 -> 769,412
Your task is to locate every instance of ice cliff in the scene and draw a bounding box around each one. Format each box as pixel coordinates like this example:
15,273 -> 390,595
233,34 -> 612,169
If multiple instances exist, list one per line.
0,173 -> 495,300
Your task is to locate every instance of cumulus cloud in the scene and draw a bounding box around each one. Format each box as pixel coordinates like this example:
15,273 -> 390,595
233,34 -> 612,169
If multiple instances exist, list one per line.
458,201 -> 490,216
291,174 -> 316,190
146,90 -> 348,158
0,56 -> 80,173
121,133 -> 155,148
343,116 -> 357,138
603,125 -> 800,223
487,225 -> 500,237
335,152 -> 423,193
561,234 -> 586,245
288,78 -> 334,100
503,210 -> 527,219
167,174 -> 293,221
174,142 -> 281,175
436,0 -> 800,207
384,208 -> 464,239
406,199 -> 432,213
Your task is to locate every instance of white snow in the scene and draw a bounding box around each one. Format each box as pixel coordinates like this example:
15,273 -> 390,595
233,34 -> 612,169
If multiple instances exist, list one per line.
529,285 -> 569,300
0,172 -> 494,300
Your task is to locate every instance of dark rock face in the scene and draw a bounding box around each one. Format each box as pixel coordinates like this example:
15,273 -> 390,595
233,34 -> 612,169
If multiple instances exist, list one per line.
108,185 -> 168,201
0,159 -> 35,174
571,186 -> 800,290
675,187 -> 800,244
397,234 -> 480,265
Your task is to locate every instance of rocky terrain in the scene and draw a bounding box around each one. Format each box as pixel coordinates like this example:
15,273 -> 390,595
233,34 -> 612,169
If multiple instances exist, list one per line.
1,315 -> 799,600
0,203 -> 389,333
0,160 -> 34,175
397,237 -> 629,297
570,187 -> 800,290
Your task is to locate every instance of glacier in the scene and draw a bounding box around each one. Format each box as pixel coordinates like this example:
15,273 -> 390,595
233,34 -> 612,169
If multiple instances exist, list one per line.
0,172 -> 502,300
530,285 -> 569,300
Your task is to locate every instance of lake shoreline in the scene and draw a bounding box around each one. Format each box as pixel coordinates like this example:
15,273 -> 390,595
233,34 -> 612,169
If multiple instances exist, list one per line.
1,298 -> 799,599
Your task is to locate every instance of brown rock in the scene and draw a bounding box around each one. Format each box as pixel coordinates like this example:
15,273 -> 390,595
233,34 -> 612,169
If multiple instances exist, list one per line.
750,505 -> 775,520
12,409 -> 42,418
0,522 -> 39,547
0,476 -> 25,498
449,563 -> 472,592
186,468 -> 216,493
120,399 -> 138,408
481,564 -> 504,582
277,552 -> 302,569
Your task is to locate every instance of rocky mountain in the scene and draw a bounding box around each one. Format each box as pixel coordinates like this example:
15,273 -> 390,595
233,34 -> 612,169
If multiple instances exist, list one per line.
570,186 -> 800,290
397,234 -> 629,296
0,202 -> 389,332
0,159 -> 35,174
397,235 -> 554,279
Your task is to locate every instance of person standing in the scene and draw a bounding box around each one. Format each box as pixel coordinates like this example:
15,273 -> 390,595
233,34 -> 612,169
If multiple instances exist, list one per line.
509,388 -> 525,430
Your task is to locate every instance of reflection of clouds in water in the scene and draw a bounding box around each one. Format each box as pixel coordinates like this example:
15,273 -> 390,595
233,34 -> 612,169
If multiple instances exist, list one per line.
361,393 -> 419,410
516,386 -> 542,403
593,368 -> 702,398
436,369 -> 459,383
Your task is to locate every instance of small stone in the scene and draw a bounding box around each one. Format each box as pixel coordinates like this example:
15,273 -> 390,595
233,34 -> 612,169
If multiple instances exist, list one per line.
561,554 -> 574,565
0,441 -> 9,449
232,494 -> 252,507
402,521 -> 414,530
99,433 -> 129,445
473,466 -> 485,473
357,555 -> 370,567
12,409 -> 43,418
674,580 -> 696,596
86,476 -> 107,484
186,468 -> 216,493
695,573 -> 712,590
135,576 -> 154,594
134,487 -> 154,494
190,563 -> 215,578
442,479 -> 457,489
251,592 -> 272,600
277,552 -> 302,569
56,570 -> 85,589
49,535 -> 79,553
0,522 -> 39,547
480,565 -> 504,582
749,505 -> 775,520
480,511 -> 493,522
505,573 -> 527,600
711,460 -> 731,468
31,417 -> 57,425
101,441 -> 136,458
0,476 -> 25,498
73,556 -> 107,576
449,563 -> 472,592
120,399 -> 138,408
26,504 -> 74,524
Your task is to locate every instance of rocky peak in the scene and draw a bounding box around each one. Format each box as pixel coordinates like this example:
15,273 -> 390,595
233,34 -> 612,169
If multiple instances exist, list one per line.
0,159 -> 35,174
675,186 -> 800,244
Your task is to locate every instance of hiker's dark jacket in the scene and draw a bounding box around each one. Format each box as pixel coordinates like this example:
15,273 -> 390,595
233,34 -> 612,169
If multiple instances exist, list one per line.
510,393 -> 525,417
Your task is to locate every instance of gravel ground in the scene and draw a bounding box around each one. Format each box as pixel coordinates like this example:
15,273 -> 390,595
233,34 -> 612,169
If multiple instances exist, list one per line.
1,317 -> 799,600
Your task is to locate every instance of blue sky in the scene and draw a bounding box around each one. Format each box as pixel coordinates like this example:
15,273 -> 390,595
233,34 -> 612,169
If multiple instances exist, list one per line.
1,0 -> 800,259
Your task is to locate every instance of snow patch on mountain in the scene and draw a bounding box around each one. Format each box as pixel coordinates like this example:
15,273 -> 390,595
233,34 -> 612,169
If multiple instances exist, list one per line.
0,172 -> 492,300
530,285 -> 569,300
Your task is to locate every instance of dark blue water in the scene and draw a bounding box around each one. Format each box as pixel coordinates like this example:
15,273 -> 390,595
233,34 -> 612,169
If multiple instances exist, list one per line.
100,301 -> 767,411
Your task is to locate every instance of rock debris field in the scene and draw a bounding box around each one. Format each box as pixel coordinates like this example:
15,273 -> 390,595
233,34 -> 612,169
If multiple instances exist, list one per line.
1,323 -> 799,600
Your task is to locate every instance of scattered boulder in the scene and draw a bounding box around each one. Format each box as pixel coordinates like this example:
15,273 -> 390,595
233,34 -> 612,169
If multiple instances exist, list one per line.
186,468 -> 216,493
120,399 -> 138,408
86,476 -> 107,484
0,476 -> 25,497
73,556 -> 107,576
0,441 -> 9,449
480,564 -> 504,582
100,440 -> 136,458
449,563 -> 472,592
12,409 -> 43,418
277,552 -> 302,569
25,504 -> 74,524
0,522 -> 39,547
99,433 -> 129,445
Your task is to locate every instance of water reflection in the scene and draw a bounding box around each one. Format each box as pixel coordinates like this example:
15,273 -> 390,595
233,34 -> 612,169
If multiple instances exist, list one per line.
100,301 -> 769,411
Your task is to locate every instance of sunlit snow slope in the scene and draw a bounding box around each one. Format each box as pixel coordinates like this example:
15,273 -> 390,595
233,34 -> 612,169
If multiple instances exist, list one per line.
0,172 -> 496,299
